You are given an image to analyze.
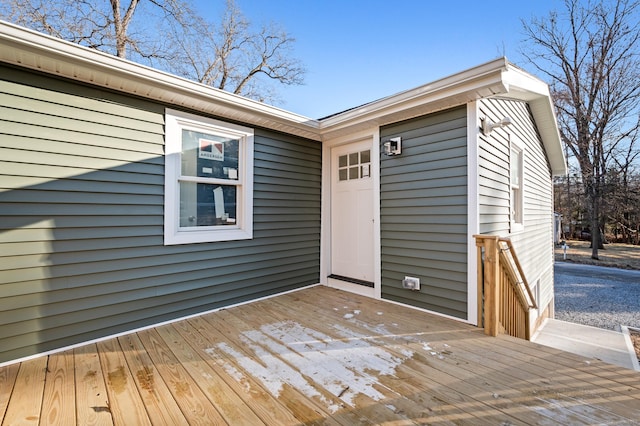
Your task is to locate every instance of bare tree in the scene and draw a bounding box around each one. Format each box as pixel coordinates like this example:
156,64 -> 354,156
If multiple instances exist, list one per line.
0,0 -> 305,103
522,0 -> 640,259
609,127 -> 640,243
163,0 -> 305,103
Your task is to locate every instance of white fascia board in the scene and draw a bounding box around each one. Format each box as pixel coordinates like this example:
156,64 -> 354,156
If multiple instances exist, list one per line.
0,20 -> 321,141
529,96 -> 567,176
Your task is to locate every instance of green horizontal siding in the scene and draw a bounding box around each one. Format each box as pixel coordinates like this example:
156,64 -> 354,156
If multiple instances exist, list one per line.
380,106 -> 468,319
0,66 -> 321,363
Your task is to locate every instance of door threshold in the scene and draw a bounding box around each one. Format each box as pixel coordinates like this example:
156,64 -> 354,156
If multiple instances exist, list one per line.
327,277 -> 375,298
327,274 -> 374,288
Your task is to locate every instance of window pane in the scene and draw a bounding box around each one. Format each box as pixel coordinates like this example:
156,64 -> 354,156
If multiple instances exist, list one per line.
181,129 -> 240,179
339,155 -> 348,167
348,152 -> 359,166
179,182 -> 237,227
511,148 -> 521,186
338,169 -> 348,181
512,188 -> 522,223
360,150 -> 370,163
349,166 -> 359,180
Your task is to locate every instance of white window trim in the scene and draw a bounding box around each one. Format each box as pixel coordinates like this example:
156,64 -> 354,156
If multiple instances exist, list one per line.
510,137 -> 524,233
164,108 -> 253,245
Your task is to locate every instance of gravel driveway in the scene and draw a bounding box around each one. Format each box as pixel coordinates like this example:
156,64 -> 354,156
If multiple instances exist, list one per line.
554,262 -> 640,331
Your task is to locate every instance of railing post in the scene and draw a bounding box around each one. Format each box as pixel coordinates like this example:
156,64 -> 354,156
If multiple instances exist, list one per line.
476,242 -> 484,327
475,235 -> 500,336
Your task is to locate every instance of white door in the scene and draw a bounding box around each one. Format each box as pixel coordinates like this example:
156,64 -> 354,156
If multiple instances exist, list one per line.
330,140 -> 375,291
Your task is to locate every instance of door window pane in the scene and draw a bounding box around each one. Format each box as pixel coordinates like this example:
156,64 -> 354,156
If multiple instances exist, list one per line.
349,167 -> 359,180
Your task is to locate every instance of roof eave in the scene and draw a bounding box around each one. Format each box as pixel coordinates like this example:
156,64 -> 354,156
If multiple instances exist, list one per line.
318,58 -> 567,177
0,22 -> 567,176
502,63 -> 567,177
319,57 -> 512,139
0,21 -> 322,141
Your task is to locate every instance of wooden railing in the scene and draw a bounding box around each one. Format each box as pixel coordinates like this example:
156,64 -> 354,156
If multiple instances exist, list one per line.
474,235 -> 537,340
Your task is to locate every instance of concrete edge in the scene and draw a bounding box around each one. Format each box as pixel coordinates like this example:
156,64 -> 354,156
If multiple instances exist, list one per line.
530,317 -> 549,342
620,325 -> 640,372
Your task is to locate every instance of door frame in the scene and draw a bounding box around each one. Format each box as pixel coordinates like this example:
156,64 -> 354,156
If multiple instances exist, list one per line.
320,127 -> 381,298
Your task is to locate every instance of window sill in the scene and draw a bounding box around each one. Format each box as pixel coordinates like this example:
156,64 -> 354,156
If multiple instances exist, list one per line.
164,226 -> 253,245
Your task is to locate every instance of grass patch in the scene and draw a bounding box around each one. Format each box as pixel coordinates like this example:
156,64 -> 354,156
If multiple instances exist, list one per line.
555,239 -> 640,270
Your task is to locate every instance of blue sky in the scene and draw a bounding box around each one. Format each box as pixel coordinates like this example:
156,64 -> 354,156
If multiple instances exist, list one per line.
194,1 -> 561,118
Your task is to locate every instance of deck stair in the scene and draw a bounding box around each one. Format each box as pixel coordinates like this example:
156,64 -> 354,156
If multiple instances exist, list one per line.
475,235 -> 537,340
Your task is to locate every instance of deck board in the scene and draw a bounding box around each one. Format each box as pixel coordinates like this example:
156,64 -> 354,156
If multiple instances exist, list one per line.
316,288 -> 640,422
41,350 -> 75,426
224,301 -> 420,425
279,288 -> 600,424
0,362 -> 19,421
96,338 -> 151,425
1,285 -> 639,425
196,308 -> 350,425
3,356 -> 47,425
172,318 -> 304,426
273,288 -> 577,424
117,332 -> 189,426
73,344 -> 113,426
136,328 -> 226,425
263,293 -> 520,424
155,323 -> 263,425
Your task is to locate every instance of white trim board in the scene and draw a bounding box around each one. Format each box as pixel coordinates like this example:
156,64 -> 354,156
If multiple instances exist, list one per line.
466,101 -> 480,325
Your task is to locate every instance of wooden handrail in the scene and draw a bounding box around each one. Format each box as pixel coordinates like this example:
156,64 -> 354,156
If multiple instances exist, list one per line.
474,235 -> 537,340
498,238 -> 537,310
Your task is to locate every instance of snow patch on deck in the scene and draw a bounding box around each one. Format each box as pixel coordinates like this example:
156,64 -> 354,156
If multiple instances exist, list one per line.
208,320 -> 410,411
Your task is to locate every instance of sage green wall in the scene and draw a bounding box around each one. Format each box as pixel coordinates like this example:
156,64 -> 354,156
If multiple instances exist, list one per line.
379,106 -> 468,319
0,66 -> 321,363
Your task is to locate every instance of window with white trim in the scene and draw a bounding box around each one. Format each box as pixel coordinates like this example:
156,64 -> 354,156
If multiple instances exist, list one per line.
510,141 -> 524,231
164,109 -> 253,245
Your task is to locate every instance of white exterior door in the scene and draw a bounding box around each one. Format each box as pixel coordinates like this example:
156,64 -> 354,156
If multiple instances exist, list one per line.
330,140 -> 375,291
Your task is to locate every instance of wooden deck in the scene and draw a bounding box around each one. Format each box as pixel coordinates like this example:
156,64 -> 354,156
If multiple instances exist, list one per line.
1,286 -> 639,425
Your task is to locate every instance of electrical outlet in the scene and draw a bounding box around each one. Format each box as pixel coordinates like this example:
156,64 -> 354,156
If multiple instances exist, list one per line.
402,276 -> 420,291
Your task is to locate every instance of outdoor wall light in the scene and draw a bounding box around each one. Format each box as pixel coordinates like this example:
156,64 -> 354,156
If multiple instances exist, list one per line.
383,137 -> 402,156
481,116 -> 513,135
